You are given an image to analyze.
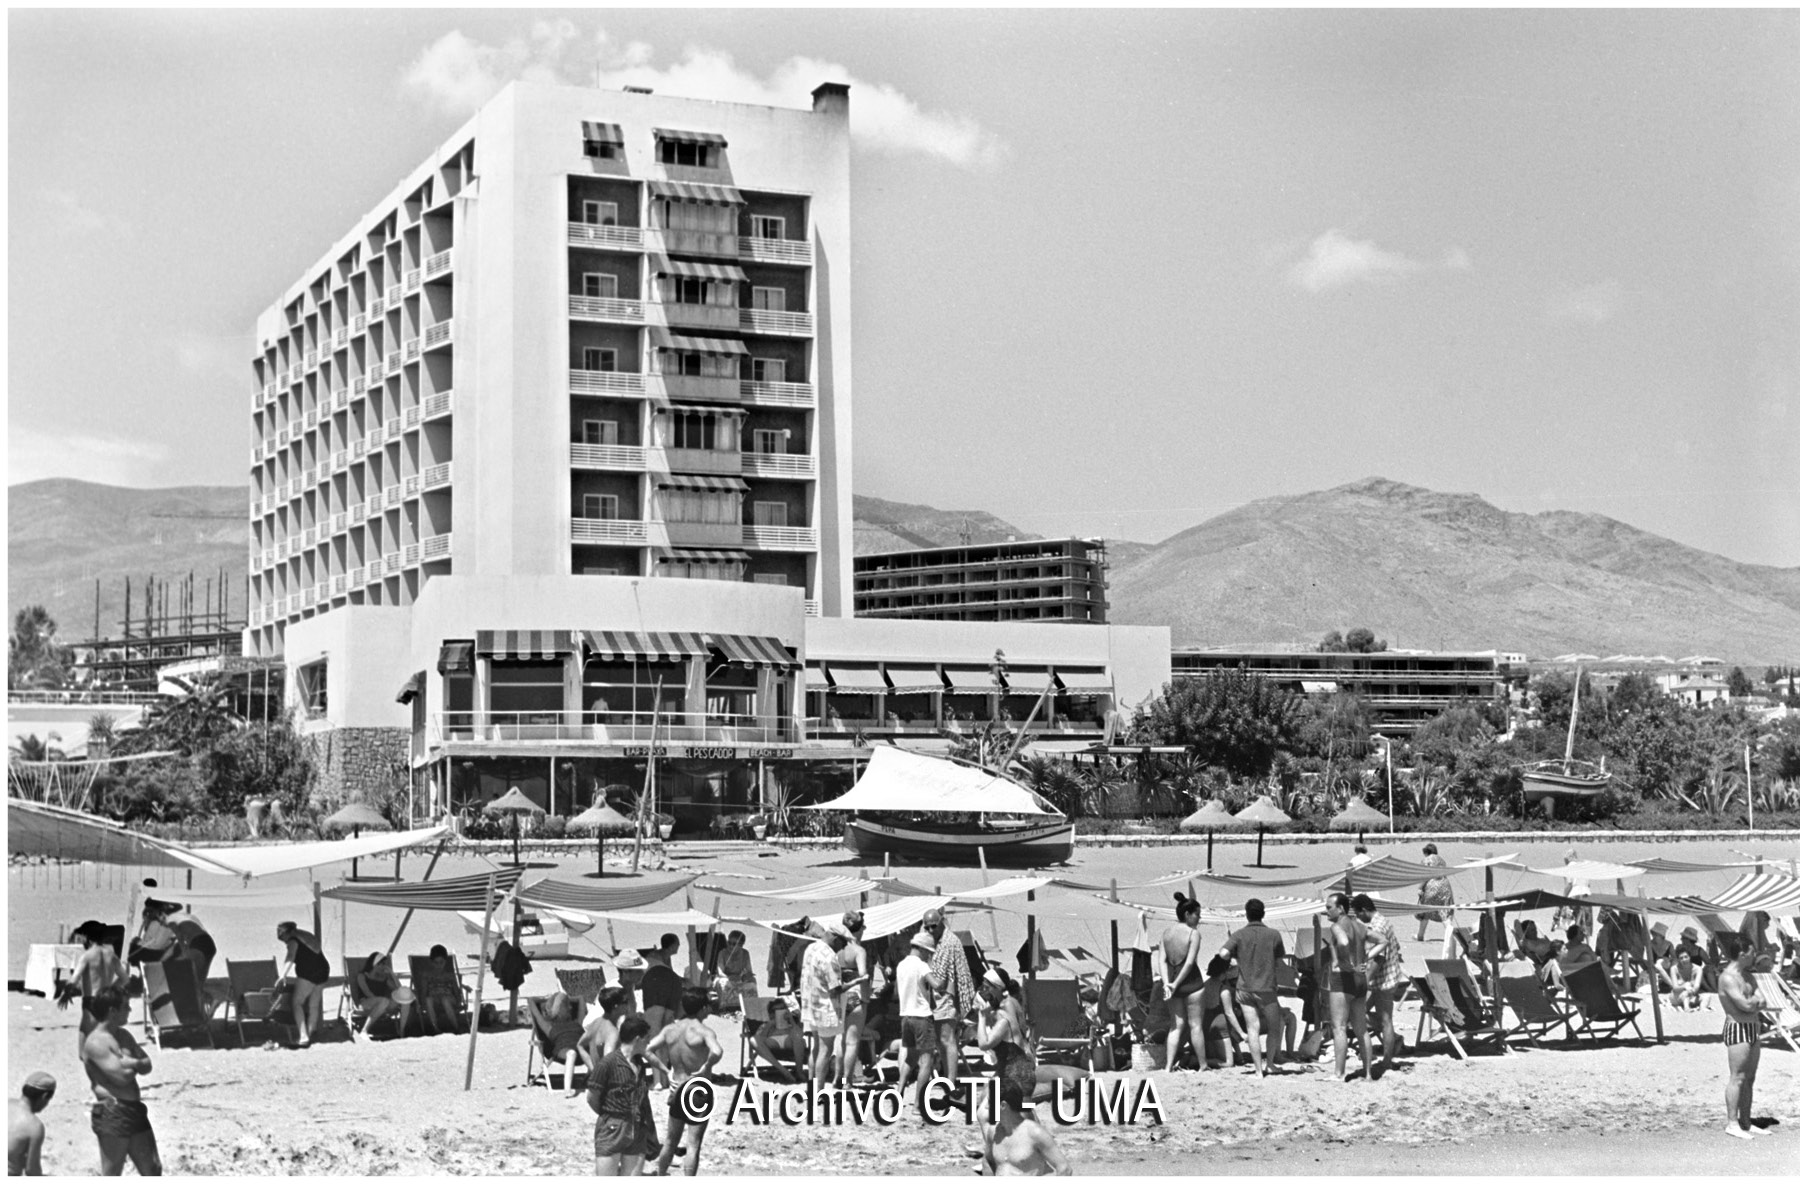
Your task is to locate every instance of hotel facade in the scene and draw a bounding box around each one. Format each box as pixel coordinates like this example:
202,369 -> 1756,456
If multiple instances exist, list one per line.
246,81 -> 1170,828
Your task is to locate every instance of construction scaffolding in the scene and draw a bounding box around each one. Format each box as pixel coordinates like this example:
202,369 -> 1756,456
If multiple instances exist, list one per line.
69,572 -> 248,692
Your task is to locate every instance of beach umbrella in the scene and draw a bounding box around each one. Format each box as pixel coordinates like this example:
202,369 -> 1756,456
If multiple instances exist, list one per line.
1178,800 -> 1242,871
1234,796 -> 1292,868
1327,799 -> 1390,844
484,787 -> 544,867
324,802 -> 391,879
571,797 -> 637,877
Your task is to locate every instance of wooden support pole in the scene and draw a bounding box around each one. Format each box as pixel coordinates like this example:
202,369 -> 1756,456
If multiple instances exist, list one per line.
1485,855 -> 1507,1054
1109,878 -> 1121,976
312,881 -> 323,941
684,886 -> 700,987
508,893 -> 524,1027
1026,888 -> 1038,985
978,847 -> 1001,953
1639,888 -> 1665,1044
465,872 -> 497,1091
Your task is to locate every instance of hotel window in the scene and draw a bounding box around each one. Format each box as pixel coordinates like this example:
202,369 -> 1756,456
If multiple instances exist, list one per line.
753,501 -> 788,527
584,140 -> 620,160
582,567 -> 622,576
656,349 -> 737,379
582,273 -> 618,299
582,420 -> 620,446
750,215 -> 785,241
581,200 -> 619,226
669,276 -> 709,305
669,410 -> 716,450
748,357 -> 786,383
581,493 -> 620,520
297,659 -> 328,717
657,140 -> 716,168
489,658 -> 566,715
752,429 -> 786,455
751,287 -> 787,312
752,573 -> 790,587
661,489 -> 739,524
653,200 -> 734,235
581,347 -> 617,372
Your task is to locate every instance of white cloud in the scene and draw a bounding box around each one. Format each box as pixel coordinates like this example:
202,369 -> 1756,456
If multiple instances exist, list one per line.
400,27 -> 1004,168
173,334 -> 243,375
1287,229 -> 1471,293
40,189 -> 127,237
1546,280 -> 1625,325
8,427 -> 169,488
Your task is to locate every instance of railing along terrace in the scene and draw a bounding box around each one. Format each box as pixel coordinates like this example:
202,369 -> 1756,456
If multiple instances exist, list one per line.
430,711 -> 802,746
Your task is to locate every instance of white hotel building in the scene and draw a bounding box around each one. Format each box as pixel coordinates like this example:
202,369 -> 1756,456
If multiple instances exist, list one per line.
245,81 -> 1169,828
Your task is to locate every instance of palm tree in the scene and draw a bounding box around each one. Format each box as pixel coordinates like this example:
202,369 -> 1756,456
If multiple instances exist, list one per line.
9,605 -> 71,689
87,713 -> 119,759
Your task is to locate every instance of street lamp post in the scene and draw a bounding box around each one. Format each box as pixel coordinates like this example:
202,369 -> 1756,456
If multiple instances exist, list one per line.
1372,734 -> 1394,833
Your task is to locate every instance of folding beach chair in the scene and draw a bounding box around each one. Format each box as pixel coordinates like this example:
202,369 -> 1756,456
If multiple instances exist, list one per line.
555,966 -> 610,1013
224,958 -> 284,1045
142,958 -> 216,1049
1410,971 -> 1506,1060
1560,960 -> 1647,1046
525,997 -> 589,1092
339,956 -> 406,1038
1025,978 -> 1101,1071
1496,975 -> 1577,1047
409,955 -> 472,1029
1751,972 -> 1800,1052
1426,959 -> 1498,1028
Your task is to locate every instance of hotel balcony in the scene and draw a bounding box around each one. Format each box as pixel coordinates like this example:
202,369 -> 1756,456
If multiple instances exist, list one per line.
571,443 -> 650,472
737,235 -> 812,266
665,520 -> 744,548
424,319 -> 453,350
743,525 -> 818,551
663,447 -> 742,476
422,461 -> 453,491
421,532 -> 452,562
648,301 -> 738,332
571,517 -> 668,547
646,228 -> 736,258
647,373 -> 741,404
739,309 -> 814,337
422,390 -> 454,421
570,369 -> 647,397
424,249 -> 454,279
740,380 -> 815,409
743,452 -> 816,480
569,295 -> 644,324
429,710 -> 802,748
567,222 -> 645,252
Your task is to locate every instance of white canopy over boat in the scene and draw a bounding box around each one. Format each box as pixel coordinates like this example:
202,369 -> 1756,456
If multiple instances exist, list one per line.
804,746 -> 1063,817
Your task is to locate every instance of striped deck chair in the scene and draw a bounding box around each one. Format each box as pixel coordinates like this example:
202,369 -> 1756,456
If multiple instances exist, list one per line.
1411,970 -> 1506,1060
1025,978 -> 1101,1071
142,958 -> 216,1049
555,966 -> 610,1012
1751,972 -> 1800,1051
1497,974 -> 1576,1046
1560,960 -> 1646,1046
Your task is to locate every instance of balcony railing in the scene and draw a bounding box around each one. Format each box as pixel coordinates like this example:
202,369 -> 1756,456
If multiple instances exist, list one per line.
430,710 -> 802,746
743,452 -> 816,479
571,370 -> 646,396
386,351 -> 402,374
737,235 -> 812,265
569,295 -> 644,322
650,301 -> 739,331
423,391 -> 453,420
423,462 -> 452,490
384,551 -> 404,574
421,531 -> 452,561
662,447 -> 742,476
354,313 -> 367,333
385,416 -> 404,441
404,542 -> 421,567
424,319 -> 452,349
571,517 -> 649,544
570,443 -> 649,471
330,574 -> 347,595
369,296 -> 385,317
405,404 -> 422,428
424,249 -> 453,278
567,222 -> 644,251
352,374 -> 366,395
405,338 -> 421,361
739,380 -> 815,408
404,474 -> 422,498
386,285 -> 402,305
304,350 -> 318,369
332,387 -> 349,410
365,365 -> 383,386
743,525 -> 818,550
405,268 -> 421,292
383,485 -> 404,508
334,328 -> 348,348
331,512 -> 347,534
739,308 -> 814,336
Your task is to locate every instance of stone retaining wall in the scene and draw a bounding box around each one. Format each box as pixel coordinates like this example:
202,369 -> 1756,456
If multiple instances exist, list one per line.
301,726 -> 410,811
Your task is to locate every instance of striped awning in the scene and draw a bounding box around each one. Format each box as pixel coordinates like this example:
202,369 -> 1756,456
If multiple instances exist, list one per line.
653,258 -> 747,283
436,641 -> 474,675
711,634 -> 797,667
942,669 -> 998,694
322,866 -> 527,911
395,672 -> 424,704
647,179 -> 742,204
804,663 -> 832,691
885,666 -> 944,694
662,549 -> 750,562
652,330 -> 749,356
653,127 -> 728,147
516,874 -> 695,914
475,630 -> 575,659
1708,872 -> 1801,916
1053,668 -> 1111,695
581,121 -> 624,145
828,665 -> 888,691
582,630 -> 710,663
656,474 -> 747,492
663,402 -> 747,417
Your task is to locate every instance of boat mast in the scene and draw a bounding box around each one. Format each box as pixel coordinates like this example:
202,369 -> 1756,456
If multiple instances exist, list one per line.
1563,664 -> 1583,767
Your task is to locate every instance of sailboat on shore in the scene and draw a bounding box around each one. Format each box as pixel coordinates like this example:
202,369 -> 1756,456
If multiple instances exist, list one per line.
1519,664 -> 1611,815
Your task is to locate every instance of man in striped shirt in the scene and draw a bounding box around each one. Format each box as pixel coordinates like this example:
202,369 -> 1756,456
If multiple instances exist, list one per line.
923,908 -> 974,1081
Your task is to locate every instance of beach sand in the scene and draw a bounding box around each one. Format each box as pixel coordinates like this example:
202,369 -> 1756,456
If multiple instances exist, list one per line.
6,833 -> 1799,1176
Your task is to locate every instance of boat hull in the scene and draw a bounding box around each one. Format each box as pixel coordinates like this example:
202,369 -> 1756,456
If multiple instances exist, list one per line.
843,818 -> 1075,866
1519,769 -> 1611,800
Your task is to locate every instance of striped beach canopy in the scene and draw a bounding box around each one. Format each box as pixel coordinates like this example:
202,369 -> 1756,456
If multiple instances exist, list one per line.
1052,668 -> 1113,696
884,665 -> 944,694
723,895 -> 969,942
702,875 -> 881,901
1708,872 -> 1801,916
475,630 -> 574,659
1317,855 -> 1448,892
322,865 -> 526,911
581,630 -> 709,663
515,874 -> 696,915
1628,857 -> 1767,875
1515,860 -> 1647,883
710,634 -> 796,667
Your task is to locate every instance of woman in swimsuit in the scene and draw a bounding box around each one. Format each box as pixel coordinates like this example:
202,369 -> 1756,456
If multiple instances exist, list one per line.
1324,893 -> 1373,1082
978,965 -> 1028,1053
353,951 -> 415,1039
1161,895 -> 1208,1072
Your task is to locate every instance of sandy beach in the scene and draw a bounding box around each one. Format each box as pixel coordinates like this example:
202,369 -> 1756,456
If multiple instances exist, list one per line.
6,833 -> 1799,1176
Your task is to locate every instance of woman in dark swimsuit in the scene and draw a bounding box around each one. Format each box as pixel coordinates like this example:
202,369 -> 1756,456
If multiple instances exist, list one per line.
1161,895 -> 1208,1072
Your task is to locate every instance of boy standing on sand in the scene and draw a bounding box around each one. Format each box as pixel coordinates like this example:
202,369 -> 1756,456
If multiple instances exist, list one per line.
1718,935 -> 1770,1140
81,990 -> 161,1176
648,988 -> 723,1176
8,1072 -> 56,1176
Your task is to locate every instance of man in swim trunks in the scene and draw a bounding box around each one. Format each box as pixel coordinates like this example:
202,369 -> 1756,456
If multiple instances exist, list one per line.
1209,898 -> 1288,1077
583,986 -> 636,1065
591,1015 -> 657,1175
8,1072 -> 56,1176
1351,895 -> 1406,1065
648,987 -> 723,1176
1324,892 -> 1372,1082
1718,934 -> 1769,1139
60,921 -> 128,1053
80,990 -> 161,1176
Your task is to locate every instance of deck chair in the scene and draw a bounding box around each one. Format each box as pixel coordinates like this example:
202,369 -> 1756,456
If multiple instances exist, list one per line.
1751,972 -> 1800,1051
409,955 -> 471,1030
338,957 -> 405,1038
525,997 -> 589,1092
224,958 -> 283,1045
1410,972 -> 1504,1060
737,996 -> 808,1080
1024,978 -> 1100,1071
141,958 -> 216,1048
555,966 -> 610,1014
1560,960 -> 1646,1046
1426,959 -> 1498,1029
1496,974 -> 1577,1046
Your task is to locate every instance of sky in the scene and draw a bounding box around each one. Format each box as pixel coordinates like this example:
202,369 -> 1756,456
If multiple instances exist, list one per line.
6,8 -> 1800,567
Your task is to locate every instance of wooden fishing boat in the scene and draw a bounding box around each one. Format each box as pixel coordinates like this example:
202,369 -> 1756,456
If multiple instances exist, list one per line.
843,815 -> 1075,866
1520,664 -> 1610,815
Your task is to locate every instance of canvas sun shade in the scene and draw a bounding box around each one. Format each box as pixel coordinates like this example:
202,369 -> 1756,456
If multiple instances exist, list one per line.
884,665 -> 944,694
515,874 -> 697,914
7,799 -> 231,873
805,745 -> 1062,817
826,665 -> 888,691
582,630 -> 709,663
321,865 -> 527,910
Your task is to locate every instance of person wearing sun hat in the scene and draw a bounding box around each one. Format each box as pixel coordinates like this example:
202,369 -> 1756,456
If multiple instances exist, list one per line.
896,929 -> 938,1108
9,1071 -> 57,1176
800,921 -> 854,1086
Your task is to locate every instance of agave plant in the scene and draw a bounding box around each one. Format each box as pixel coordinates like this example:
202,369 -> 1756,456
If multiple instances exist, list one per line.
1399,770 -> 1452,818
1753,778 -> 1801,814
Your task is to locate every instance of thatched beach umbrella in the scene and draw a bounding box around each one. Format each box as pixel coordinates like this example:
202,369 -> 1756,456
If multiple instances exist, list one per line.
1178,800 -> 1242,871
570,797 -> 637,877
484,786 -> 544,866
1327,798 -> 1390,845
1234,796 -> 1292,868
324,802 -> 391,878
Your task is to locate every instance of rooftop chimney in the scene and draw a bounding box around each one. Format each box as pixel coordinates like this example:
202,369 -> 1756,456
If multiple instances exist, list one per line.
811,81 -> 849,116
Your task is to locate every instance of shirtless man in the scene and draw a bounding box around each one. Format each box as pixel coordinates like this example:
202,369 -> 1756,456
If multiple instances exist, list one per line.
981,1048 -> 1071,1176
1324,893 -> 1373,1083
8,1073 -> 56,1176
59,921 -> 128,1052
583,986 -> 636,1065
750,998 -> 809,1084
647,987 -> 723,1176
80,990 -> 161,1176
1718,934 -> 1770,1140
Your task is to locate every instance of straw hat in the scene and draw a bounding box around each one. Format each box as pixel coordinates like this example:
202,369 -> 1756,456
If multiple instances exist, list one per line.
910,930 -> 936,954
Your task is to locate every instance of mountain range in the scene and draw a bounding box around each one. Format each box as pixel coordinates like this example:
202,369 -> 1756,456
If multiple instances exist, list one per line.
8,476 -> 1798,666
